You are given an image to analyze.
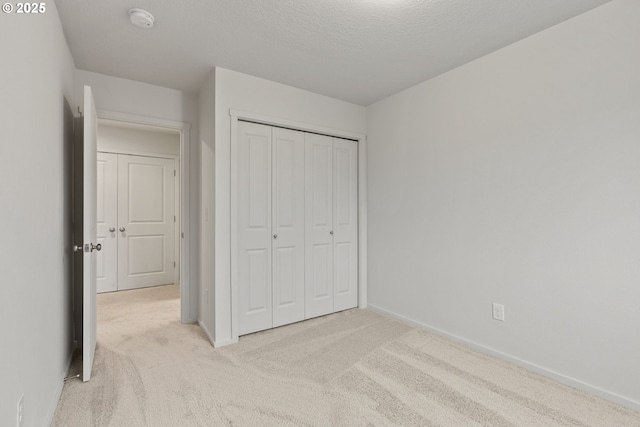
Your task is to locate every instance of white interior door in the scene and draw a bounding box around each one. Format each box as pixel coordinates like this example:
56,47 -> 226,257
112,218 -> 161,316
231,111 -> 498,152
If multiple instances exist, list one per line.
117,154 -> 175,290
238,122 -> 273,335
271,127 -> 305,327
305,133 -> 334,319
82,85 -> 98,382
333,138 -> 359,311
96,152 -> 118,293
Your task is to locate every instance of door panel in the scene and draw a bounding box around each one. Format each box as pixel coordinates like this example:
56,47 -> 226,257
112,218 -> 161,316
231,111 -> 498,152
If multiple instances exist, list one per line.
238,122 -> 273,335
334,242 -> 352,294
272,127 -> 305,328
117,155 -> 175,290
127,235 -> 165,273
333,138 -> 358,311
247,249 -> 270,312
82,85 -> 98,382
96,152 -> 118,293
304,133 -> 334,319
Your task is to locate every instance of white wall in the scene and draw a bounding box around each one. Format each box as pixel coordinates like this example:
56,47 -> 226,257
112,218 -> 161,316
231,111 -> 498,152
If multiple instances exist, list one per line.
366,0 -> 640,410
98,123 -> 180,157
198,69 -> 216,340
0,2 -> 77,426
205,67 -> 366,345
75,70 -> 200,322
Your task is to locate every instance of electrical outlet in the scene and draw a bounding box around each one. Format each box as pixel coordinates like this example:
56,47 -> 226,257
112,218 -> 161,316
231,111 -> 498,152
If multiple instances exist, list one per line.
17,394 -> 24,427
492,303 -> 505,322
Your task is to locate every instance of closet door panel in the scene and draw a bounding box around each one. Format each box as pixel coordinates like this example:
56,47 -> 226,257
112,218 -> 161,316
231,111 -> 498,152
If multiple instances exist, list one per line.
238,122 -> 273,335
272,127 -> 305,328
304,133 -> 334,319
333,138 -> 358,311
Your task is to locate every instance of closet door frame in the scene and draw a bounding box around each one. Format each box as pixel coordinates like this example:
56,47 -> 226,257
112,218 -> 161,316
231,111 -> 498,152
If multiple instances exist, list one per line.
230,110 -> 368,344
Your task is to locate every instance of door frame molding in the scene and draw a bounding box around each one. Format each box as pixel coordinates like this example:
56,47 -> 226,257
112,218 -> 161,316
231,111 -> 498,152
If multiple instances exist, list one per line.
97,109 -> 194,323
229,109 -> 367,344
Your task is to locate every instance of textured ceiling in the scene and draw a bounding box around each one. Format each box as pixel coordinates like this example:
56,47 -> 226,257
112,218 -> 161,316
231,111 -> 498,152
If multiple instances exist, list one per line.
55,0 -> 611,106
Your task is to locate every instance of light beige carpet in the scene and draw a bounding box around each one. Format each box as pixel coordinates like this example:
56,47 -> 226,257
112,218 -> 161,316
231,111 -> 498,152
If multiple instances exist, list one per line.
52,284 -> 640,426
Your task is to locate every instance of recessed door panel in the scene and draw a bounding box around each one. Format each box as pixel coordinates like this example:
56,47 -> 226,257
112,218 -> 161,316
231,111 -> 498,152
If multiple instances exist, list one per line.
335,147 -> 352,226
333,138 -> 358,311
334,242 -> 352,295
247,249 -> 269,313
274,246 -> 296,307
238,122 -> 273,335
311,243 -> 331,298
272,127 -> 305,328
248,137 -> 269,229
312,144 -> 331,227
127,163 -> 165,223
305,133 -> 334,319
127,235 -> 165,275
118,154 -> 175,291
96,152 -> 117,293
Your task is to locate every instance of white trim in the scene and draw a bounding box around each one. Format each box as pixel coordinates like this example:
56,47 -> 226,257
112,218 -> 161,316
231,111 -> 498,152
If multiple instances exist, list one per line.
97,148 -> 178,159
229,109 -> 364,141
230,114 -> 239,341
98,110 -> 190,132
174,159 -> 181,286
198,320 -> 215,346
96,109 -> 194,323
213,337 -> 239,348
229,109 -> 368,343
358,137 -> 368,309
198,320 -> 238,348
46,343 -> 77,426
367,304 -> 640,413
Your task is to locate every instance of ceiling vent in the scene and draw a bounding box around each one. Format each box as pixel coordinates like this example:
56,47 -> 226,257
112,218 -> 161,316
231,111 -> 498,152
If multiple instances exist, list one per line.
128,8 -> 154,29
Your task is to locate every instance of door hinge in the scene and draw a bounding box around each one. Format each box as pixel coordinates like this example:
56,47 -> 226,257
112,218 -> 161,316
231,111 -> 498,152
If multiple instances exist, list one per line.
174,261 -> 176,268
174,215 -> 176,222
174,170 -> 176,176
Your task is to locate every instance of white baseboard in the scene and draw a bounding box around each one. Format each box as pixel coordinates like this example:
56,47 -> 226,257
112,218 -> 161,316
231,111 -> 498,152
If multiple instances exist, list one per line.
45,341 -> 77,426
198,320 -> 215,347
367,304 -> 640,413
197,320 -> 238,348
212,337 -> 238,348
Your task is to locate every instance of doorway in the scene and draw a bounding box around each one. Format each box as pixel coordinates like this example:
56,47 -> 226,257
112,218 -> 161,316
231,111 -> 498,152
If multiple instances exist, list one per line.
96,121 -> 180,293
95,111 -> 192,324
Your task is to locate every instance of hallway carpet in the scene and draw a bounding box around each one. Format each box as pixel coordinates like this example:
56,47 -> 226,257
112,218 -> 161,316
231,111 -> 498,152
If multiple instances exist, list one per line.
52,284 -> 640,426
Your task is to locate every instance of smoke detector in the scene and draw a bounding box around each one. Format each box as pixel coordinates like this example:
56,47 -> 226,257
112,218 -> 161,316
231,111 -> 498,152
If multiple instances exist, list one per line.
128,8 -> 154,29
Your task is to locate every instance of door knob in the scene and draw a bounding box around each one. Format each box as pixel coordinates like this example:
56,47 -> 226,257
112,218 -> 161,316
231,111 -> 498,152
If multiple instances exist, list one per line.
119,227 -> 126,232
109,227 -> 116,232
329,231 -> 334,235
273,234 -> 278,239
73,243 -> 100,252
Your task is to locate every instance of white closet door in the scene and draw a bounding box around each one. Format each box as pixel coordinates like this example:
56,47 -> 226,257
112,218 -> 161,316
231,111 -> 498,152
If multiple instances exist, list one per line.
333,138 -> 358,311
117,154 -> 175,291
238,122 -> 273,335
96,152 -> 118,293
304,133 -> 334,319
272,127 -> 305,327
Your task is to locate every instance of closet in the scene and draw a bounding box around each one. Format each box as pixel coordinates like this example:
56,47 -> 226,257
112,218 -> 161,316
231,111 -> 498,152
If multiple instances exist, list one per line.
237,121 -> 358,336
96,152 -> 176,293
